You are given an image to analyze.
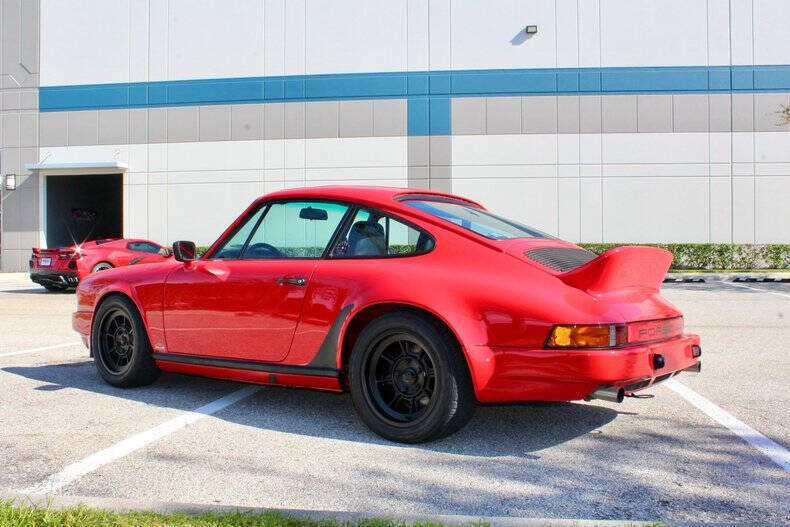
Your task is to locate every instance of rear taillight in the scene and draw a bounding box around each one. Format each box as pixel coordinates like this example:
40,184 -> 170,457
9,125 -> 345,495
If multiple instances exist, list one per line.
547,317 -> 683,349
58,251 -> 81,260
547,324 -> 627,348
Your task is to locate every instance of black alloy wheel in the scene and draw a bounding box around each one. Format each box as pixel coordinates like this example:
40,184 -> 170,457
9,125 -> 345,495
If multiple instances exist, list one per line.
97,308 -> 136,375
92,295 -> 160,387
349,311 -> 476,443
364,333 -> 438,426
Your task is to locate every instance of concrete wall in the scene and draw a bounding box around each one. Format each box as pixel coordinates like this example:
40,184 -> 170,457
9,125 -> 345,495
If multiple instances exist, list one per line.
0,0 -> 39,272
2,0 -> 790,271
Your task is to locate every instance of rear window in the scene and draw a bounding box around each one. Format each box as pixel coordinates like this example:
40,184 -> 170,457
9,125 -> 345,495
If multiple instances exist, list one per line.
404,199 -> 551,240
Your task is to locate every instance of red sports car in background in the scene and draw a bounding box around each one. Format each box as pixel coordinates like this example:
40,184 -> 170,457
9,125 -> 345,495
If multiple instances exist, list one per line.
72,186 -> 701,443
30,239 -> 171,291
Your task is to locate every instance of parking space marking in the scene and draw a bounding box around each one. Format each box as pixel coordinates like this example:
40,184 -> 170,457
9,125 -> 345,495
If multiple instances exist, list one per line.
725,281 -> 790,299
21,385 -> 261,495
666,379 -> 790,472
0,342 -> 83,359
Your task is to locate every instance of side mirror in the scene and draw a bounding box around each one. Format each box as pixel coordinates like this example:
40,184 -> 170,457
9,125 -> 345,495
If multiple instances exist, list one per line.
172,240 -> 197,262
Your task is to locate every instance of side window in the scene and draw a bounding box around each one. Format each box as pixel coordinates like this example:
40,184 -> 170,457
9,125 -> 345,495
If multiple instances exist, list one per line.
332,208 -> 434,258
242,201 -> 349,259
127,242 -> 161,254
213,206 -> 266,259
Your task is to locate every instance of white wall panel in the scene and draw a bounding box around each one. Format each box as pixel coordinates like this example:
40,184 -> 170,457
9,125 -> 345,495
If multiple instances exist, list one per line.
452,135 -> 558,166
602,133 -> 709,164
148,0 -> 169,81
167,141 -> 264,172
753,0 -> 790,65
40,0 -> 130,86
707,0 -> 731,66
709,177 -> 732,243
755,176 -> 790,242
305,137 -> 406,168
264,0 -> 285,76
556,0 -> 579,68
428,0 -> 451,70
450,0 -> 557,70
125,183 -> 149,239
167,182 -> 261,244
147,184 -> 168,244
577,0 -> 601,68
407,0 -> 429,71
306,0 -> 406,74
731,0 -> 754,66
168,0 -> 264,81
558,178 -> 580,241
600,0 -> 708,67
732,176 -> 755,242
129,0 -> 149,82
305,167 -> 407,183
755,132 -> 790,163
602,177 -> 709,242
452,164 -> 558,180
284,0 -> 306,74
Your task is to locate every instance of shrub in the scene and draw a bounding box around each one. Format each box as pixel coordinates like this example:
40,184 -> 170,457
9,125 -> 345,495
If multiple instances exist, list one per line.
580,243 -> 790,271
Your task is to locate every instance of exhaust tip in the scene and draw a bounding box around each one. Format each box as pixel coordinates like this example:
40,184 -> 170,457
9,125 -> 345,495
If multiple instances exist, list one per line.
588,385 -> 625,403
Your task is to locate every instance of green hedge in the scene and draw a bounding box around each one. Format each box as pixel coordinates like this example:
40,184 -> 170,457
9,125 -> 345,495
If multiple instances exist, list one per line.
195,244 -> 790,270
580,243 -> 790,271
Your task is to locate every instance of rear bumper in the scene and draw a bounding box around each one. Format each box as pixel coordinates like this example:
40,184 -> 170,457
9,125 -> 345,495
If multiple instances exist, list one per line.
30,269 -> 80,288
471,333 -> 701,403
72,311 -> 92,348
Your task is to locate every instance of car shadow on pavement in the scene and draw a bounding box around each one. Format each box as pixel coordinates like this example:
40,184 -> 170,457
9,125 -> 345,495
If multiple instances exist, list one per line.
4,360 -> 619,457
0,288 -> 73,294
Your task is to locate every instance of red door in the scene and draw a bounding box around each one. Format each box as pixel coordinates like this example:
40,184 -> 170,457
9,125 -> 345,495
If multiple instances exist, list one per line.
162,258 -> 316,362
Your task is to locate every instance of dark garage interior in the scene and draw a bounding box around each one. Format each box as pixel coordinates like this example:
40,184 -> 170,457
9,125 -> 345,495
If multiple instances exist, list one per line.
46,174 -> 123,248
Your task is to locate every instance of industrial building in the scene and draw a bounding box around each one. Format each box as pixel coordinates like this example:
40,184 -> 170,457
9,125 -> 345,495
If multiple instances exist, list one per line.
1,0 -> 789,271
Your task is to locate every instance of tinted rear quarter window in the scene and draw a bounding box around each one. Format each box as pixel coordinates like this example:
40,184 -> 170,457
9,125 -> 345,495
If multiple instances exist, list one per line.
404,199 -> 550,240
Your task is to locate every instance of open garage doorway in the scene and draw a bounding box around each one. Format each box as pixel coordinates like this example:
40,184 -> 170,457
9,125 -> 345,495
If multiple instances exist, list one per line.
45,174 -> 122,248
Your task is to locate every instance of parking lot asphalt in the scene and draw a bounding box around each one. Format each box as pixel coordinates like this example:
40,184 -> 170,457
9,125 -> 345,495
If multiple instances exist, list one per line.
1,273 -> 788,525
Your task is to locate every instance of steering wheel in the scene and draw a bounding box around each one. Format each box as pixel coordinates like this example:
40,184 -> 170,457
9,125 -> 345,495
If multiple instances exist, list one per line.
246,242 -> 285,259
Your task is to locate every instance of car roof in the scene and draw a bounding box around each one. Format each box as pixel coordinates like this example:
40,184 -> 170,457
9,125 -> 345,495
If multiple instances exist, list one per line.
254,185 -> 484,211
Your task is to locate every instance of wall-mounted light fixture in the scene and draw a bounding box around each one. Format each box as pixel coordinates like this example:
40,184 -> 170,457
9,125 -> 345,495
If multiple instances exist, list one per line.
525,25 -> 538,35
3,174 -> 16,191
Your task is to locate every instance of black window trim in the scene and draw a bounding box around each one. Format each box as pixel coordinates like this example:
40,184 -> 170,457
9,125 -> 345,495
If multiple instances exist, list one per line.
326,204 -> 436,260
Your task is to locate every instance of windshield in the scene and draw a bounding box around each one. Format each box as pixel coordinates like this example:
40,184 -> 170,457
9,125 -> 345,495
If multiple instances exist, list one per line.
404,199 -> 552,240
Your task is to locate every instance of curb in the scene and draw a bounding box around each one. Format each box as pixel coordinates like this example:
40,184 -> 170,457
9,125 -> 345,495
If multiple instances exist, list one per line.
1,490 -> 660,527
664,272 -> 790,283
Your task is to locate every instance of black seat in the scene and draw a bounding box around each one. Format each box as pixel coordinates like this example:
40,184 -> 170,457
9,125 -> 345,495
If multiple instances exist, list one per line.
347,221 -> 386,256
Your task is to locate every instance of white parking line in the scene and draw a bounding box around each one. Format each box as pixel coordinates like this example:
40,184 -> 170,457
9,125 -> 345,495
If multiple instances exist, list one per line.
21,385 -> 261,495
726,281 -> 790,299
0,342 -> 83,358
666,379 -> 790,472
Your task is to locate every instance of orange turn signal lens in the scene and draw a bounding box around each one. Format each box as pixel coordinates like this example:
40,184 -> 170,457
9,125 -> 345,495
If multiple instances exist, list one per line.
547,324 -> 627,348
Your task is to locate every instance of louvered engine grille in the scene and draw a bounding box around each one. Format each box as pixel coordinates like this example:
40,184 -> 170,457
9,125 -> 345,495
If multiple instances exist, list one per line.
525,247 -> 597,272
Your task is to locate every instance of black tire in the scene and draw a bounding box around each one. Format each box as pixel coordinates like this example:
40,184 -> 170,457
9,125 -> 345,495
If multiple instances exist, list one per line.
349,311 -> 476,443
43,284 -> 67,292
92,295 -> 160,388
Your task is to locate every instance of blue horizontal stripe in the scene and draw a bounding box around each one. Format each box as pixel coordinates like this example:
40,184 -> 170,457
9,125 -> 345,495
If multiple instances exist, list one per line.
38,65 -> 790,136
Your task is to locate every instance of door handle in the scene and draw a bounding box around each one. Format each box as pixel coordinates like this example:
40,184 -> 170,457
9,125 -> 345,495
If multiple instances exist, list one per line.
276,276 -> 306,286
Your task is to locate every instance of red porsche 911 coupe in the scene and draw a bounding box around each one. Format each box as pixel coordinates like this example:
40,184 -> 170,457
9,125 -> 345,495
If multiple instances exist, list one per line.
73,186 -> 701,443
30,238 -> 171,291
